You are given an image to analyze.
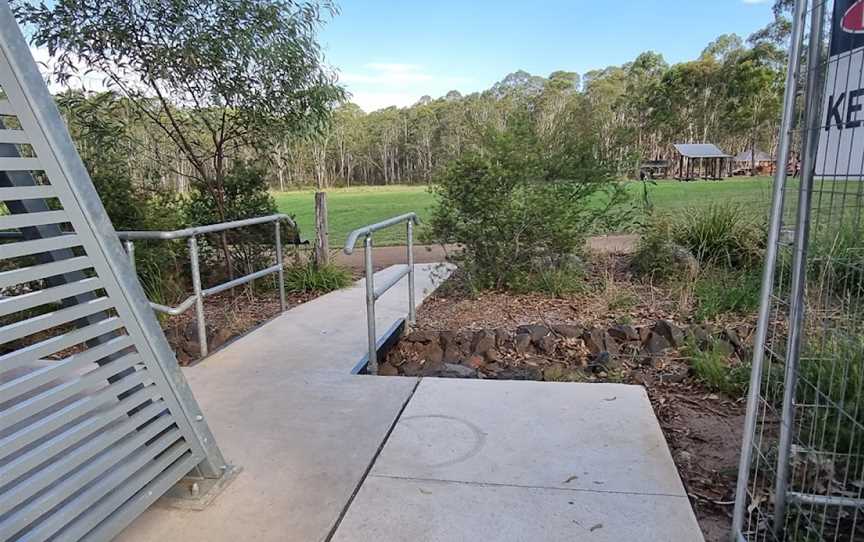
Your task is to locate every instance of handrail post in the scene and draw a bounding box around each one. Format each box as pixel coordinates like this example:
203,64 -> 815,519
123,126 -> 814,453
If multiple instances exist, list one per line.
275,221 -> 286,312
188,235 -> 208,358
364,233 -> 377,374
407,219 -> 415,325
123,240 -> 136,272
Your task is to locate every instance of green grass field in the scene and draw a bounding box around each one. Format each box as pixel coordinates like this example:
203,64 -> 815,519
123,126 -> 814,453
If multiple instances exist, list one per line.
274,177 -> 777,247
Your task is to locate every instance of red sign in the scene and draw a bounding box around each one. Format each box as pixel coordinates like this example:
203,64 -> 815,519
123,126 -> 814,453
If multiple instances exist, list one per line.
842,0 -> 864,33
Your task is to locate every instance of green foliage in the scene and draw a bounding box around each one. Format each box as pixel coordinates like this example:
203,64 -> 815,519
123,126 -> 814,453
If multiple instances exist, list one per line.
184,161 -> 296,280
796,335 -> 864,468
693,269 -> 762,322
808,224 -> 864,299
428,105 -> 627,291
686,340 -> 751,397
673,203 -> 765,269
633,203 -> 766,279
283,261 -> 351,294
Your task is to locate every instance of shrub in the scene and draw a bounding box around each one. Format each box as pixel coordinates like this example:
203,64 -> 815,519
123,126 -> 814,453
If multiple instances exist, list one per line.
631,219 -> 685,279
184,161 -> 299,283
808,224 -> 864,300
693,269 -> 761,322
673,203 -> 766,270
428,108 -> 627,291
283,261 -> 352,293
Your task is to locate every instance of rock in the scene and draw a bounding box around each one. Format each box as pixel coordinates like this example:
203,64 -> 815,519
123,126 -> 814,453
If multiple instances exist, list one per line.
608,324 -> 639,342
401,361 -> 423,376
404,330 -> 438,343
514,333 -> 535,354
638,326 -> 652,343
687,325 -> 712,350
208,328 -> 232,351
643,331 -> 671,354
517,324 -> 550,343
484,348 -> 502,362
471,330 -> 497,355
494,328 -> 510,347
723,328 -> 743,352
552,324 -> 583,339
583,329 -> 619,356
653,320 -> 685,347
423,342 -> 445,364
439,331 -> 456,349
441,363 -> 477,378
466,354 -> 485,369
537,335 -> 557,354
377,363 -> 399,376
589,351 -> 622,372
497,367 -> 543,380
713,339 -> 735,357
443,346 -> 462,363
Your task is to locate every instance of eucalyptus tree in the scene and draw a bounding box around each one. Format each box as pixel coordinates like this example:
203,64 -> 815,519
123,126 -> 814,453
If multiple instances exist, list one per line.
16,0 -> 345,274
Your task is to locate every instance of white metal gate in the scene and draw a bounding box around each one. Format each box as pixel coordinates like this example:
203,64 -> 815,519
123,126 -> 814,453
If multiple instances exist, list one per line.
0,2 -> 228,540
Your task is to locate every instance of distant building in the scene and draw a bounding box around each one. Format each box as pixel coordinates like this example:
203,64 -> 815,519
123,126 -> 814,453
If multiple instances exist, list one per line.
733,149 -> 775,176
672,143 -> 731,180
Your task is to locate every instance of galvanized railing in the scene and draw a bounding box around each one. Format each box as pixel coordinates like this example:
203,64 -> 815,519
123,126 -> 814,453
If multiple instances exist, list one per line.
344,212 -> 419,374
117,213 -> 294,358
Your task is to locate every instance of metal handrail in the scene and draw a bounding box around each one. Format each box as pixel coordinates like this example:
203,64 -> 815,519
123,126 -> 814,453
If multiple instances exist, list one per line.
344,212 -> 419,374
118,213 -> 295,358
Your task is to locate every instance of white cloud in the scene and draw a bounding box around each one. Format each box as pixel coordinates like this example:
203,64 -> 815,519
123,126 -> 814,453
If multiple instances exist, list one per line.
339,61 -> 472,112
348,91 -> 421,112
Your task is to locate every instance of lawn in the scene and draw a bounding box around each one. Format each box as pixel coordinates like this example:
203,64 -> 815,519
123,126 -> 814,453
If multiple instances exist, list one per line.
274,177 -> 777,247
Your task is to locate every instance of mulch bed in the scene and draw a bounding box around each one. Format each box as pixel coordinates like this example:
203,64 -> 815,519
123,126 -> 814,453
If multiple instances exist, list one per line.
162,288 -> 320,365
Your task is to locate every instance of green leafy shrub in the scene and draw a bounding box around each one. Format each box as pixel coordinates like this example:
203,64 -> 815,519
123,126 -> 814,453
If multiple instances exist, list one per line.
428,107 -> 627,291
808,224 -> 864,299
184,161 -> 299,284
284,261 -> 352,293
693,269 -> 761,322
631,219 -> 684,278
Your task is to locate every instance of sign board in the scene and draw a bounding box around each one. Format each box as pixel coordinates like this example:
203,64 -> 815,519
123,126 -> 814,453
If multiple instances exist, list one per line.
817,0 -> 864,179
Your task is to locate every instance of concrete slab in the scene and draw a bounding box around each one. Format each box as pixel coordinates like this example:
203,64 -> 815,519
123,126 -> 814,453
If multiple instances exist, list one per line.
370,378 -> 687,496
331,476 -> 703,542
119,265 -> 447,542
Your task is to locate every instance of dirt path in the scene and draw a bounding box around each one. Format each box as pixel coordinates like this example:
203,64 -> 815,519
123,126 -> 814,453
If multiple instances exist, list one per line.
333,234 -> 639,271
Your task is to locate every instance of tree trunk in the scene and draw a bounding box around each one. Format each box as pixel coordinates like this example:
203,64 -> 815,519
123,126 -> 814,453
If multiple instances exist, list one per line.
314,191 -> 329,268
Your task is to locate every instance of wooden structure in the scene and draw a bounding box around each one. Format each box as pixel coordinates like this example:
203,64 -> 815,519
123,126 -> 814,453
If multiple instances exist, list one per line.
673,143 -> 731,180
733,149 -> 774,176
639,159 -> 670,179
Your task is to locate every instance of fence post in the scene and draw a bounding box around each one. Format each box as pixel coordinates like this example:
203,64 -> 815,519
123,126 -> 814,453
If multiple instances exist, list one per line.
407,219 -> 416,325
771,0 -> 826,534
275,220 -> 286,312
364,234 -> 377,374
188,235 -> 209,358
731,0 -> 809,538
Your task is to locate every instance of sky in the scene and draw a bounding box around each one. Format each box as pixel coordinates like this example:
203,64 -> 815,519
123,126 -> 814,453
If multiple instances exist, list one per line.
319,0 -> 778,112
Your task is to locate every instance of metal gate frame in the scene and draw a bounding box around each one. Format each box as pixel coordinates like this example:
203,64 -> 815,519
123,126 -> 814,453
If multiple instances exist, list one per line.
733,0 -> 864,540
0,2 -> 230,540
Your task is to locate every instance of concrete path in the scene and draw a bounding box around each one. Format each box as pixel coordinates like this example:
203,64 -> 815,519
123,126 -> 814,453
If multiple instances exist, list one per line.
332,379 -> 703,541
119,262 -> 702,542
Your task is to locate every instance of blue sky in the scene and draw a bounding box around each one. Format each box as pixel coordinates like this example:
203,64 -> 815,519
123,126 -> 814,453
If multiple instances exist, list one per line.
319,0 -> 777,111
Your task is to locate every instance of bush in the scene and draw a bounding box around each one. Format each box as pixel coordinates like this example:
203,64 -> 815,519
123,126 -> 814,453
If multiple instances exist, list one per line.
809,224 -> 864,299
632,203 -> 766,281
673,203 -> 765,269
283,261 -> 352,293
693,269 -> 762,322
509,267 -> 588,298
428,108 -> 627,291
184,161 -> 299,283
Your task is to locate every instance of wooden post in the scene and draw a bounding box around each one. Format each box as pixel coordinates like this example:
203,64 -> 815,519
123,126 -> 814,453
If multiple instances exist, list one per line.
314,191 -> 329,268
